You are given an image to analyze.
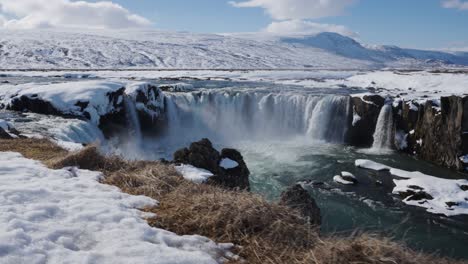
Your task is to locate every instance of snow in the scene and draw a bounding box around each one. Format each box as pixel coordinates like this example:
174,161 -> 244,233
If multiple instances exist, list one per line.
175,164 -> 215,184
220,158 -> 239,169
390,168 -> 468,216
333,175 -> 355,185
355,159 -> 391,171
355,158 -> 468,216
0,152 -> 234,263
1,29 -> 468,70
0,81 -> 125,124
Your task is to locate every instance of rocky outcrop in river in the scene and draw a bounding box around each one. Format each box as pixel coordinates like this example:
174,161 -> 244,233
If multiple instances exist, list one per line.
173,138 -> 251,190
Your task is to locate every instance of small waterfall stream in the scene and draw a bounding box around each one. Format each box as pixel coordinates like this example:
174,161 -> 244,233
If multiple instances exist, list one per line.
123,96 -> 143,146
372,104 -> 394,149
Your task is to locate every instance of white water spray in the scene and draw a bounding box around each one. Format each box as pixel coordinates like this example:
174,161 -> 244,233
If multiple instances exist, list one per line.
123,96 -> 143,146
162,91 -> 351,146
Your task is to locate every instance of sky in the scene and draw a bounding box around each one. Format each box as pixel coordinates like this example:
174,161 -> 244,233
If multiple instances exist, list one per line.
0,0 -> 467,49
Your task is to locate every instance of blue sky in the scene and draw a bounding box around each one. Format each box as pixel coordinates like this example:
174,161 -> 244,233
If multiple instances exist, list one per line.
107,0 -> 468,49
1,0 -> 467,49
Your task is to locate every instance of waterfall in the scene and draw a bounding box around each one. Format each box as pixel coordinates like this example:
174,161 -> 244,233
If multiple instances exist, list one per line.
161,90 -> 351,145
123,96 -> 143,146
372,104 -> 394,149
306,95 -> 351,143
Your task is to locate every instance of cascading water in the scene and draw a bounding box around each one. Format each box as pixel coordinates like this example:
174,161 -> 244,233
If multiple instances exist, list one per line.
372,104 -> 394,149
306,95 -> 351,142
161,90 -> 351,147
123,96 -> 143,146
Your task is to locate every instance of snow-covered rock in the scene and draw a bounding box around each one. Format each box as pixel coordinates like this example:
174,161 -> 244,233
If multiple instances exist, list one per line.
355,158 -> 468,216
333,171 -> 358,185
0,81 -> 126,125
159,83 -> 194,92
125,82 -> 165,128
0,152 -> 234,263
0,119 -> 19,139
175,164 -> 214,184
355,159 -> 391,171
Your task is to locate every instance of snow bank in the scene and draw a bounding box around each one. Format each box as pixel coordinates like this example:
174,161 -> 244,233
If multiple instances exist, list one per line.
355,159 -> 391,171
220,158 -> 239,169
355,159 -> 468,216
175,164 -> 214,184
0,81 -> 125,124
0,152 -> 233,263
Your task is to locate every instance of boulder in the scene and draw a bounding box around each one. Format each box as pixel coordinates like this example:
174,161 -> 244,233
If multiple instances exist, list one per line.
173,138 -> 250,190
174,138 -> 221,173
279,185 -> 321,226
0,120 -> 21,139
211,148 -> 250,190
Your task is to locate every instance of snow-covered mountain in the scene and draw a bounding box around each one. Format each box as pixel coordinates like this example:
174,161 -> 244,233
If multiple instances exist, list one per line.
1,29 -> 467,69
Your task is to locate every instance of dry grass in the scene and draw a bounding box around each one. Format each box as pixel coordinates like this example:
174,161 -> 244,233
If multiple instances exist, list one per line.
0,138 -> 68,165
1,138 -> 465,264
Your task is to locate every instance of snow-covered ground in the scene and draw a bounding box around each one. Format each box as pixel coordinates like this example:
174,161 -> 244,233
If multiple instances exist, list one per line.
0,152 -> 234,264
1,29 -> 468,70
355,159 -> 468,216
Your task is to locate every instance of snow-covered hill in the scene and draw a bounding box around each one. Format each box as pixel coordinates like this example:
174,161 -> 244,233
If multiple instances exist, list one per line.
1,29 -> 468,69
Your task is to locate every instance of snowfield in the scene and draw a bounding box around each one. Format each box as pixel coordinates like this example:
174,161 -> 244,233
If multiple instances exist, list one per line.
1,29 -> 468,69
0,152 -> 234,264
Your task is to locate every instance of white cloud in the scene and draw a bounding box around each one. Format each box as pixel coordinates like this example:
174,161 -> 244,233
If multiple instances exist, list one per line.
229,0 -> 355,20
0,0 -> 151,29
442,0 -> 468,10
265,20 -> 357,37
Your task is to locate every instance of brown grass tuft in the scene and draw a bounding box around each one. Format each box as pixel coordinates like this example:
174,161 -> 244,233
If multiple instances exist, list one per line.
0,138 -> 68,165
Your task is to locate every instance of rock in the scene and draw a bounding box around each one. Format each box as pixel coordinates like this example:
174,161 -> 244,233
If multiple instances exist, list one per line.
279,185 -> 321,226
0,120 -> 21,139
347,95 -> 385,147
125,83 -> 165,131
396,96 -> 467,171
212,148 -> 250,190
398,189 -> 434,201
173,138 -> 251,190
460,185 -> 468,191
0,127 -> 13,139
174,138 -> 220,173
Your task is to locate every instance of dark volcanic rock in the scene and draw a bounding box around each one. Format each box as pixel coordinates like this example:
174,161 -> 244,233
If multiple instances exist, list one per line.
212,148 -> 250,190
0,127 -> 13,139
347,95 -> 385,147
173,138 -> 251,190
279,185 -> 321,226
174,138 -> 221,173
396,97 -> 467,170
